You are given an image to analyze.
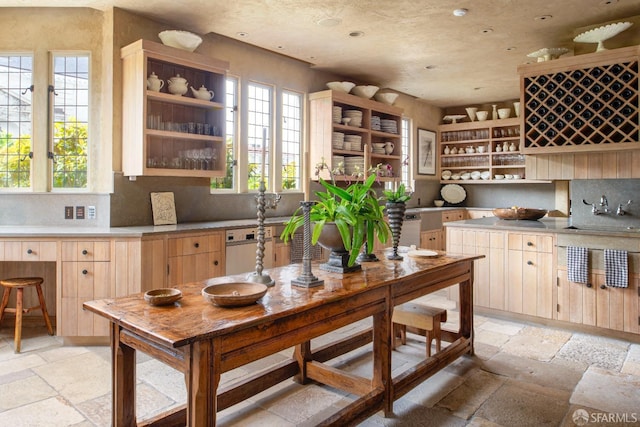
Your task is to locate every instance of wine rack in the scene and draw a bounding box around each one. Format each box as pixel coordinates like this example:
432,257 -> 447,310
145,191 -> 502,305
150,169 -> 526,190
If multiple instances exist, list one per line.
519,46 -> 640,153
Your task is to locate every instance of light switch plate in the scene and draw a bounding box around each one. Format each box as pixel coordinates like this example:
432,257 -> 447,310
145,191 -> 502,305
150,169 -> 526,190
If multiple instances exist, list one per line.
87,206 -> 96,219
65,206 -> 74,219
75,206 -> 85,220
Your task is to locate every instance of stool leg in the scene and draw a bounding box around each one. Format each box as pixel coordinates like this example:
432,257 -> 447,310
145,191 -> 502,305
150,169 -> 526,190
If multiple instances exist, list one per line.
426,330 -> 433,358
0,286 -> 11,327
15,287 -> 23,353
34,284 -> 54,336
434,317 -> 442,354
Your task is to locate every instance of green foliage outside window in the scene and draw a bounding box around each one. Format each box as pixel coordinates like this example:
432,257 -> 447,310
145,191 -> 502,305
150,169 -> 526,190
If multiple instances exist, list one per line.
0,131 -> 31,188
53,119 -> 88,188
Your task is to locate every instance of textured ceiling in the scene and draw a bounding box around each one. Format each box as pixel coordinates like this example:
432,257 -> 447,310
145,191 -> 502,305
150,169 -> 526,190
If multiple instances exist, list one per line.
7,0 -> 640,107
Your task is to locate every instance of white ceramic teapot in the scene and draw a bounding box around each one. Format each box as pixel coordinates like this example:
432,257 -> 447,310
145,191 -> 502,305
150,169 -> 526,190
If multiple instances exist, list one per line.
147,72 -> 164,92
190,85 -> 214,101
167,74 -> 188,96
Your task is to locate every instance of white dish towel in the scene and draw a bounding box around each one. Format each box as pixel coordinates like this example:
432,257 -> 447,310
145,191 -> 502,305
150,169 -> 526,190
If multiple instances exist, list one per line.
567,246 -> 588,284
604,249 -> 628,288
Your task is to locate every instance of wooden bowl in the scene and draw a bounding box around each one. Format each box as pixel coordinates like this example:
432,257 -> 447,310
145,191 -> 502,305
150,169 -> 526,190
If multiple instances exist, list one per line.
202,282 -> 268,307
492,207 -> 548,220
144,288 -> 182,306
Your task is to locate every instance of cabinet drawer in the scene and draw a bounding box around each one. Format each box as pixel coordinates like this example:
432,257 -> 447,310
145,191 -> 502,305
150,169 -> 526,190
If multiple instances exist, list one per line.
442,210 -> 465,222
61,241 -> 111,261
168,235 -> 211,257
507,233 -> 553,253
0,241 -> 57,261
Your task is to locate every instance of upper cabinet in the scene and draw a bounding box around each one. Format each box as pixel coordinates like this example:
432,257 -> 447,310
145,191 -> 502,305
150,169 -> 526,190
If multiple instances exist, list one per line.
309,90 -> 403,182
121,39 -> 229,178
518,45 -> 640,154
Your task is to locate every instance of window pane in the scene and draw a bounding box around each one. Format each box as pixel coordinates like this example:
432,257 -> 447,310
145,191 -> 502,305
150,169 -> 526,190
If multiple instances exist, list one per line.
52,54 -> 89,189
401,117 -> 413,190
212,77 -> 237,190
0,54 -> 32,188
247,82 -> 271,190
281,90 -> 302,190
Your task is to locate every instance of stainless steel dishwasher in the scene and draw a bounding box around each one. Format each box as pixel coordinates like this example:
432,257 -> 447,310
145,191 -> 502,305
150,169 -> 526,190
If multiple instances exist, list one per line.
225,226 -> 274,275
398,213 -> 421,248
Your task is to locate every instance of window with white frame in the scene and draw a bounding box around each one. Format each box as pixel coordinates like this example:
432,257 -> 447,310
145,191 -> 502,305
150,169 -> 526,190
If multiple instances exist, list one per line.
52,53 -> 89,189
0,54 -> 33,189
212,77 -> 237,190
281,90 -> 302,190
401,117 -> 413,190
247,82 -> 272,190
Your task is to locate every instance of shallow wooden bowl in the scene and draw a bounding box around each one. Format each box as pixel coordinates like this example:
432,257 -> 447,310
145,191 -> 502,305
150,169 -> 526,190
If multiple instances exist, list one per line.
144,288 -> 182,306
492,207 -> 548,220
202,282 -> 268,307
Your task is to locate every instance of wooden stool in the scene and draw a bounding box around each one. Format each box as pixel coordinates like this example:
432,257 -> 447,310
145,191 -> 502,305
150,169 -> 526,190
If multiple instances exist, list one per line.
392,303 -> 447,357
0,277 -> 54,353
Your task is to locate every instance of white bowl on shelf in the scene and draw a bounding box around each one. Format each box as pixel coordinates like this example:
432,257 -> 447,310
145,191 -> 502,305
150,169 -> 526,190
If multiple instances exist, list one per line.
513,174 -> 522,180
351,85 -> 379,99
434,200 -> 445,207
158,30 -> 203,52
494,174 -> 504,180
451,174 -> 461,180
374,92 -> 399,105
326,81 -> 355,93
498,108 -> 511,119
504,174 -> 514,180
461,173 -> 471,180
476,111 -> 489,121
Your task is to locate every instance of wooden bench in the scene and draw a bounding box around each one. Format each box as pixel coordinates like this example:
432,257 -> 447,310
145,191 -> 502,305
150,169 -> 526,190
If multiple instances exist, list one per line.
392,303 -> 447,357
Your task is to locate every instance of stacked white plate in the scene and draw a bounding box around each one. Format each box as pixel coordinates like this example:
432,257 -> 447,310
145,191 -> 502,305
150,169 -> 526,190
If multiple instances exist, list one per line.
332,132 -> 345,149
332,106 -> 342,124
344,110 -> 363,127
372,144 -> 386,154
344,156 -> 365,175
371,116 -> 381,131
332,155 -> 345,171
344,135 -> 362,151
380,119 -> 397,134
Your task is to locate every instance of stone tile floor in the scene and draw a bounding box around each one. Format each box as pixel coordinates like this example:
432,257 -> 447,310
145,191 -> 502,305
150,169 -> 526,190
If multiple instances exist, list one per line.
1,292 -> 639,426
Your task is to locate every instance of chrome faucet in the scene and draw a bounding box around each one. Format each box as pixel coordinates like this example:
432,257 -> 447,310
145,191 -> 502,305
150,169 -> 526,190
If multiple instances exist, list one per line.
583,199 -> 601,215
616,200 -> 633,216
600,195 -> 609,213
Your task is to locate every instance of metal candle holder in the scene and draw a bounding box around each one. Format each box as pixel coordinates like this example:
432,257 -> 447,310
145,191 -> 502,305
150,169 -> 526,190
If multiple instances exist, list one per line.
247,179 -> 281,287
292,201 -> 324,288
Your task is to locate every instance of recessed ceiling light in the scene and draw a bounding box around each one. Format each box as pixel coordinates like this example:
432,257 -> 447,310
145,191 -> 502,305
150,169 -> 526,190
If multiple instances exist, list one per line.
453,8 -> 468,17
349,31 -> 365,37
424,65 -> 436,70
534,15 -> 553,21
506,46 -> 517,51
317,17 -> 342,27
474,87 -> 483,90
237,32 -> 248,37
600,0 -> 618,5
276,45 -> 284,49
481,28 -> 493,34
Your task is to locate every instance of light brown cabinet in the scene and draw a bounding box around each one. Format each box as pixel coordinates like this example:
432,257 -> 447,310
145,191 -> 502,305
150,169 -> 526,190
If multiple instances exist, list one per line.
420,229 -> 443,251
60,241 -> 111,336
557,269 -> 639,334
506,233 -> 554,319
121,39 -> 229,178
309,90 -> 403,183
518,45 -> 640,154
438,118 -> 528,183
167,231 -> 224,286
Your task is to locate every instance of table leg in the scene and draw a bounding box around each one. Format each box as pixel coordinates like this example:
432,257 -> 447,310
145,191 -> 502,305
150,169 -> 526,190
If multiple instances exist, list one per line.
373,308 -> 392,416
112,323 -> 136,426
458,263 -> 475,354
186,339 -> 218,426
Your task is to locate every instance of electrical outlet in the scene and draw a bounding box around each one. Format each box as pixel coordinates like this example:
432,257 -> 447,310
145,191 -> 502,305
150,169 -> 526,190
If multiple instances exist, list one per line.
65,206 -> 74,219
75,206 -> 85,220
87,206 -> 96,220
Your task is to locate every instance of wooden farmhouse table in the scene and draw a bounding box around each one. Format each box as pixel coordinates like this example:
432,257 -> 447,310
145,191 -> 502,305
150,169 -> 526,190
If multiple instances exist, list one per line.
84,252 -> 482,426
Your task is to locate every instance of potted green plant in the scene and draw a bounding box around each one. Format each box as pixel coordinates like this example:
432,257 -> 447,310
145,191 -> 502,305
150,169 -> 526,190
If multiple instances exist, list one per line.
381,183 -> 412,260
281,171 -> 389,272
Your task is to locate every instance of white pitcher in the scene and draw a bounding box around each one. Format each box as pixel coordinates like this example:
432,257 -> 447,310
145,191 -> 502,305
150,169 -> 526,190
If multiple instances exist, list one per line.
384,141 -> 394,155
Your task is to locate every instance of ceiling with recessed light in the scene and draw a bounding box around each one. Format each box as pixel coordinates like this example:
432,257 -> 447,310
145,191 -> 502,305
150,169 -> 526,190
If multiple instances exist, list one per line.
6,0 -> 640,107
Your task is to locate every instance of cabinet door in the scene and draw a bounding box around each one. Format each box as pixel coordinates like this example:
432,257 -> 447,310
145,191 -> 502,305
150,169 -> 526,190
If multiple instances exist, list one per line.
420,229 -> 443,251
274,242 -> 291,267
208,251 -> 224,277
60,261 -> 111,336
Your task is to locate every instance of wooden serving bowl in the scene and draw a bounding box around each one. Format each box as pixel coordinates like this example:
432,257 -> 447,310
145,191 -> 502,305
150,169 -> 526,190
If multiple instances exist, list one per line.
202,282 -> 268,307
144,288 -> 182,306
492,207 -> 548,220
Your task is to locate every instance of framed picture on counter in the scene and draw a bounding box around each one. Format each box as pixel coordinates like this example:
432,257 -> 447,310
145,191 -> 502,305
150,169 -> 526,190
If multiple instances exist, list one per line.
417,128 -> 436,175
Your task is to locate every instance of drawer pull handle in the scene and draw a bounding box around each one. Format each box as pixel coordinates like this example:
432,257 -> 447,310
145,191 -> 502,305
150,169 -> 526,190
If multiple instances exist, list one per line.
82,269 -> 88,275
82,249 -> 88,255
527,241 -> 533,246
527,260 -> 533,266
194,243 -> 200,248
27,249 -> 33,254
213,260 -> 219,266
600,285 -> 607,290
586,282 -> 592,288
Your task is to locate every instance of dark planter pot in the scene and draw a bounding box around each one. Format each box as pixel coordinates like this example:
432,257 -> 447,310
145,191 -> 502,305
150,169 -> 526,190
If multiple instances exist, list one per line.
316,222 -> 362,273
386,201 -> 406,260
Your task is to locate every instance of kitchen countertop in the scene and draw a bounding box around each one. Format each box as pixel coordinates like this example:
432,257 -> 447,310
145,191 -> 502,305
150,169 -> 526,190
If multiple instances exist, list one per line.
445,216 -> 640,237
